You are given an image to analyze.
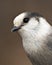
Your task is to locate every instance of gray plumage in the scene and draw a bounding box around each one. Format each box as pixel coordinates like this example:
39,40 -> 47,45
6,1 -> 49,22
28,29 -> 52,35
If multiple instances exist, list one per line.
11,12 -> 52,65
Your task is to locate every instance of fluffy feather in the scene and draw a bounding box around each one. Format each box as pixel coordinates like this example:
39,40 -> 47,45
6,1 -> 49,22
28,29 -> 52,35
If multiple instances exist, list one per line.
11,12 -> 52,65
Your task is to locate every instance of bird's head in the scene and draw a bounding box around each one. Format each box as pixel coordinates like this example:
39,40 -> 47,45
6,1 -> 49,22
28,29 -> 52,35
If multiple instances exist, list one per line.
11,12 -> 48,33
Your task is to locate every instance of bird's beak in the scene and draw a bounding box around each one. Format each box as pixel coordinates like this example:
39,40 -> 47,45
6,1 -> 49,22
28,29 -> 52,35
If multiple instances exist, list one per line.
11,26 -> 21,32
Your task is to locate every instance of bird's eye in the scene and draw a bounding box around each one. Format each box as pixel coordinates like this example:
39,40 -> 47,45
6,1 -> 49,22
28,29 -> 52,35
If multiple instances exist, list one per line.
23,18 -> 29,23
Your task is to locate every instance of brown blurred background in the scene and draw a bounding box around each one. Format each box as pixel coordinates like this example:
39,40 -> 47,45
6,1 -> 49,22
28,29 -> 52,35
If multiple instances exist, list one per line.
0,0 -> 52,65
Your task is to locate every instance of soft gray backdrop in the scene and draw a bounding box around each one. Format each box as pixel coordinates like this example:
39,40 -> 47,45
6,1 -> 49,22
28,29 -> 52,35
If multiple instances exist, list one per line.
0,0 -> 52,65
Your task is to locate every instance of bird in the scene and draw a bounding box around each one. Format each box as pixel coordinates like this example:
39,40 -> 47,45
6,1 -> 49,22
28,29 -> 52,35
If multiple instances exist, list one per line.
11,12 -> 52,65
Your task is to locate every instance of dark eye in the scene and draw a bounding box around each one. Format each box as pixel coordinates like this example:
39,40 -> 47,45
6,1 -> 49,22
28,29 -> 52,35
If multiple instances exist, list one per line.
23,18 -> 29,23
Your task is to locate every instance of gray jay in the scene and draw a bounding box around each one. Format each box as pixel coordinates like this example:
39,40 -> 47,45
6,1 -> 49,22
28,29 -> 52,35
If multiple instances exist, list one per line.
11,12 -> 52,65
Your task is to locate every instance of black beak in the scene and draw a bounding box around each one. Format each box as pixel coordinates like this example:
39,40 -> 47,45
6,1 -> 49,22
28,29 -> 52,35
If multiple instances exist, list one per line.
11,26 -> 20,32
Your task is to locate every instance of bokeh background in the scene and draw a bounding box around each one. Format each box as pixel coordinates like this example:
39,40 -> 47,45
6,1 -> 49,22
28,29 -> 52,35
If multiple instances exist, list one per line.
0,0 -> 52,65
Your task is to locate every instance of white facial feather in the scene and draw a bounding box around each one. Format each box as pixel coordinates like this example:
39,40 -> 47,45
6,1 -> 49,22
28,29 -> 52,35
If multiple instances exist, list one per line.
12,12 -> 52,65
22,17 -> 39,30
13,12 -> 26,27
13,13 -> 51,53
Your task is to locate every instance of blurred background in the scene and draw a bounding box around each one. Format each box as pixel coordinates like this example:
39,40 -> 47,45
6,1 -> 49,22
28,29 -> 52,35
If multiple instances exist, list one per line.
0,0 -> 52,65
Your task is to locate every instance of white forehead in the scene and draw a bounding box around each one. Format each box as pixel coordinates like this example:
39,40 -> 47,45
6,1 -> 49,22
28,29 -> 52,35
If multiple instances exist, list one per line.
13,12 -> 26,24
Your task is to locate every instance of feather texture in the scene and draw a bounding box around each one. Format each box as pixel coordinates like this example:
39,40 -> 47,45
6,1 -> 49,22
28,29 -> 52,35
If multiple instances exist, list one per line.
11,12 -> 52,65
